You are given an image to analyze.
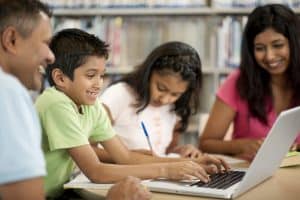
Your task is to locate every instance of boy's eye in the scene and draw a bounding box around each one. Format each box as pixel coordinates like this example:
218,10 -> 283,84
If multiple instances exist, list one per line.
86,74 -> 95,78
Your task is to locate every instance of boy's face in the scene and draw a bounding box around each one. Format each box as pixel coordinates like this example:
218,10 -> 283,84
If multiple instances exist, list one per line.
10,12 -> 55,91
62,56 -> 106,108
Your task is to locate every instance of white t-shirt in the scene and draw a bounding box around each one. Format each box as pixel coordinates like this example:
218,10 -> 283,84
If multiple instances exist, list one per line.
100,82 -> 177,156
0,68 -> 46,184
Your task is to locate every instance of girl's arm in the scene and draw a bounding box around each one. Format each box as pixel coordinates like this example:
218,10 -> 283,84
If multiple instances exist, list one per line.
166,122 -> 181,154
166,121 -> 202,159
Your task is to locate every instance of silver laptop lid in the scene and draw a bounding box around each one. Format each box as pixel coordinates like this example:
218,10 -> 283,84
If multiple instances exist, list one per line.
233,106 -> 300,198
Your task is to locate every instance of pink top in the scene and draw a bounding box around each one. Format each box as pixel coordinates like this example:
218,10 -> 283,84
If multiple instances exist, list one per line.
217,69 -> 300,143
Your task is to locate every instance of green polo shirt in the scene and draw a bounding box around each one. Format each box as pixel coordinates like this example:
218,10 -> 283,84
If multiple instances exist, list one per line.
35,87 -> 116,198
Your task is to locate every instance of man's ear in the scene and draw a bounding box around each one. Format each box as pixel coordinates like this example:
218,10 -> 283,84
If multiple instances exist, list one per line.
52,68 -> 68,88
1,26 -> 19,54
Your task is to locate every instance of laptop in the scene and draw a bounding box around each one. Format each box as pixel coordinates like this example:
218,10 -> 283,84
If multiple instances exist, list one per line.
144,106 -> 300,199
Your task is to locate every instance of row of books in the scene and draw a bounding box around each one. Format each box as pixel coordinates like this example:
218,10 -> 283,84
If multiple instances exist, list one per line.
41,0 -> 207,9
42,0 -> 300,9
54,15 -> 247,69
53,16 -> 208,69
212,0 -> 300,8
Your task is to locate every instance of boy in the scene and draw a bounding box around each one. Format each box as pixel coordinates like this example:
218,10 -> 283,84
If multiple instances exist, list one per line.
35,28 -> 228,198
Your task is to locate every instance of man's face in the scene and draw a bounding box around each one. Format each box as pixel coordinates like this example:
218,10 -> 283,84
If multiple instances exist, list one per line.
11,12 -> 55,90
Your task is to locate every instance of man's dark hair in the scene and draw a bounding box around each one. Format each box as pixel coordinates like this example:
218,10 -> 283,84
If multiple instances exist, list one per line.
0,0 -> 52,38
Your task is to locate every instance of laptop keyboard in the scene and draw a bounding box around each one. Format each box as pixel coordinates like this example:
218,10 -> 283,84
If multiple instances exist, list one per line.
190,171 -> 245,190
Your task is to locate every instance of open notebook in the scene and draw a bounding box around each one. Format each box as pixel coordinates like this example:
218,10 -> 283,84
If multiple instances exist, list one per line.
64,106 -> 300,199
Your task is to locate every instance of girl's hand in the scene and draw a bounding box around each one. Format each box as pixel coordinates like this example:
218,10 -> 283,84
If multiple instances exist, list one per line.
173,144 -> 202,159
194,154 -> 230,174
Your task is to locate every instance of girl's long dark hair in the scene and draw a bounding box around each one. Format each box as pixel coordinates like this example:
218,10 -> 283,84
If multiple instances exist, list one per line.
237,4 -> 300,124
115,41 -> 202,132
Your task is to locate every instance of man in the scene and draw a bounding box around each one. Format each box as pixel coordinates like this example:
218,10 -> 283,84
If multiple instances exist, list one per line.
0,1 -> 151,200
0,0 -> 54,199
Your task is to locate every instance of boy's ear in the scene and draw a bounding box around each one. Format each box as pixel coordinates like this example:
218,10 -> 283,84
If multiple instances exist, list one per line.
1,26 -> 19,54
52,68 -> 68,87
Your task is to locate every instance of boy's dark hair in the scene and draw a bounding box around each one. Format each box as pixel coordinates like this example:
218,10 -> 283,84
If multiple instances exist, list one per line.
117,41 -> 202,132
0,0 -> 52,38
237,4 -> 300,124
47,28 -> 109,86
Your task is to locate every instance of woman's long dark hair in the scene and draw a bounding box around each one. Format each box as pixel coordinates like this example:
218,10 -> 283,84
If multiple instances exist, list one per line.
237,4 -> 300,124
115,41 -> 202,132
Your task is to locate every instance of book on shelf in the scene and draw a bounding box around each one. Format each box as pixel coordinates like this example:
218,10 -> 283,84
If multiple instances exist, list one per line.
214,16 -> 243,69
53,16 -> 208,70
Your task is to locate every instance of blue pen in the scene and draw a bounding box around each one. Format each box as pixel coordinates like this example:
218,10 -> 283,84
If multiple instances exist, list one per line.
141,121 -> 154,152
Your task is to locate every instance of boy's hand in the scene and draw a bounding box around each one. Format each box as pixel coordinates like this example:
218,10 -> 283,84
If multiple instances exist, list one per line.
106,176 -> 152,200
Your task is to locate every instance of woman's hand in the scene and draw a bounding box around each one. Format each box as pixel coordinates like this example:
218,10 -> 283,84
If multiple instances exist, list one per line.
234,138 -> 264,161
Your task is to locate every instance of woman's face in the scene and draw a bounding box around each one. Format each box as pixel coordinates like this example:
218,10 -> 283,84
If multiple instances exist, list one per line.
254,28 -> 290,76
149,71 -> 189,107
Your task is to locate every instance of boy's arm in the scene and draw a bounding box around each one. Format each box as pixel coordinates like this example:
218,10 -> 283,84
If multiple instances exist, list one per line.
68,141 -> 212,183
90,142 -> 115,163
0,178 -> 44,200
68,144 -> 164,182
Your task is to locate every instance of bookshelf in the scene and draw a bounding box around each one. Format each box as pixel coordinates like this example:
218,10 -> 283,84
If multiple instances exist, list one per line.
45,0 -> 300,137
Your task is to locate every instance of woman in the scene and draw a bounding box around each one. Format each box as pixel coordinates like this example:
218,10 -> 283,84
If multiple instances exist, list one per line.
199,4 -> 300,161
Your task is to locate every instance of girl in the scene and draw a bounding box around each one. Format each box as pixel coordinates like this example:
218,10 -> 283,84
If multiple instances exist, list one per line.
101,41 -> 202,158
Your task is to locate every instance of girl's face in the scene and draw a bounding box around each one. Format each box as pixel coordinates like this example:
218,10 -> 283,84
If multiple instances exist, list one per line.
254,28 -> 290,76
149,70 -> 189,107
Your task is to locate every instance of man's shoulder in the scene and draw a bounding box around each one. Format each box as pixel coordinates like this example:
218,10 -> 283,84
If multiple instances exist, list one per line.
0,70 -> 26,93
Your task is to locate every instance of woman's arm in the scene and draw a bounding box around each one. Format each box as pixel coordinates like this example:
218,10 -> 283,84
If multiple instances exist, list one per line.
199,98 -> 263,160
199,98 -> 239,154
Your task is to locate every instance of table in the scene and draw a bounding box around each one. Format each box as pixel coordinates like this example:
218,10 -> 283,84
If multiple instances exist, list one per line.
77,156 -> 300,200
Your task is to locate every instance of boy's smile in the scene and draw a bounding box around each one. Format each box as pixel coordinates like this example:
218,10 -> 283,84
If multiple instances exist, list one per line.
61,56 -> 106,109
